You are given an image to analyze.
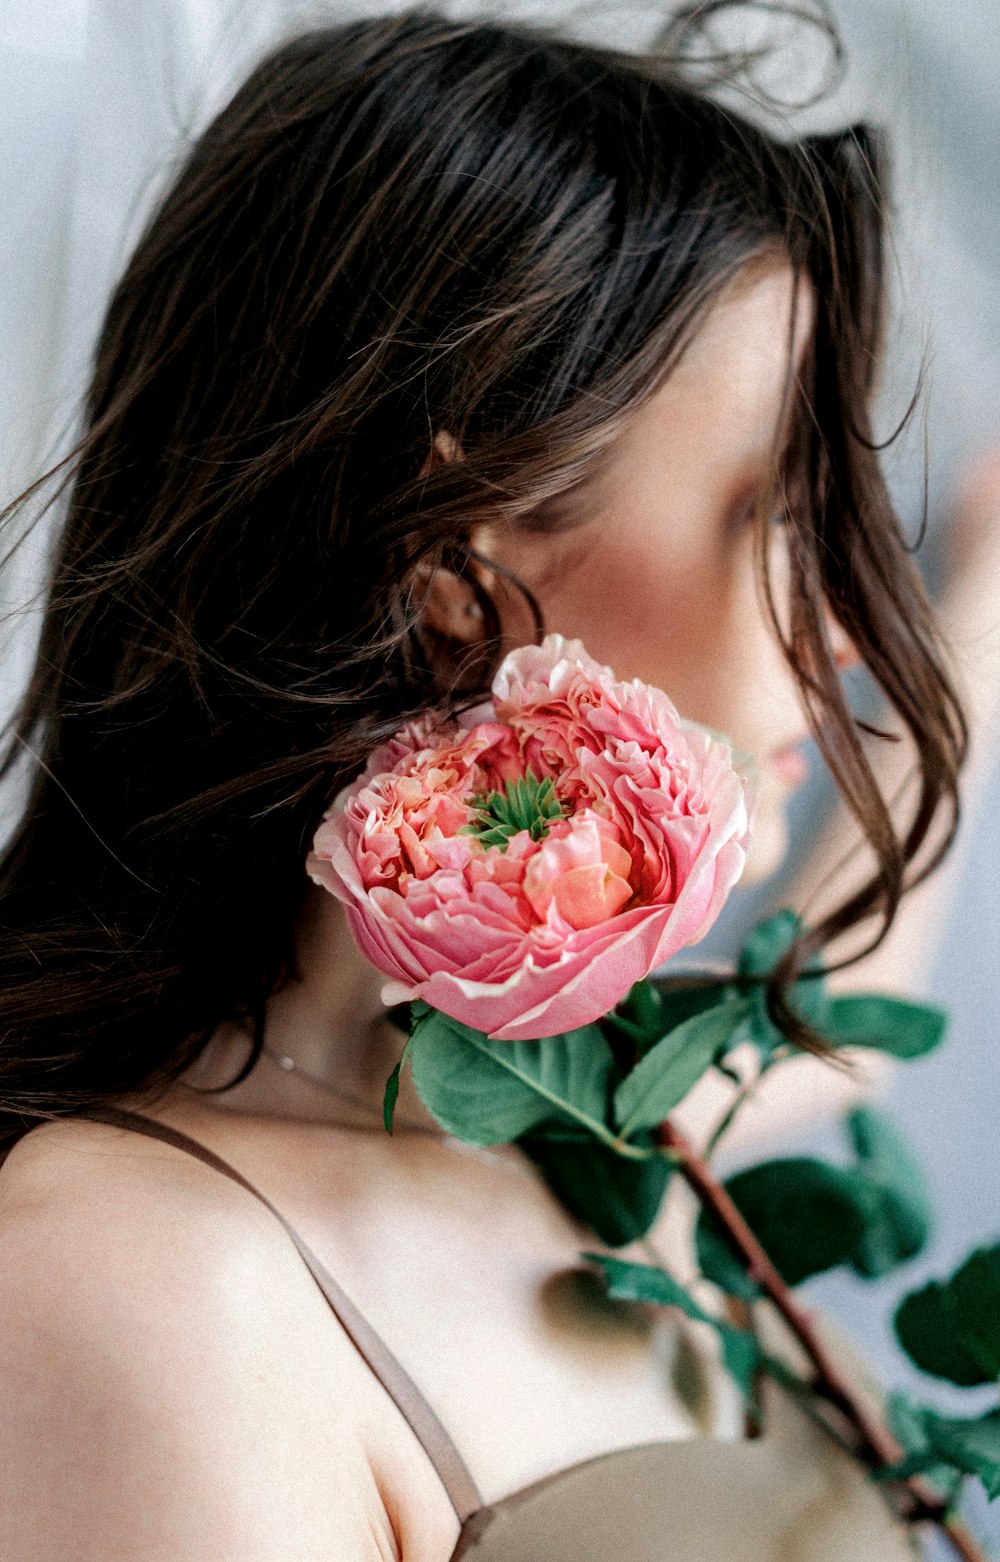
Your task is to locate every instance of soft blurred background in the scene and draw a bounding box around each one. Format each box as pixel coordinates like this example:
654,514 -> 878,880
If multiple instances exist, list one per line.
2,0 -> 998,1549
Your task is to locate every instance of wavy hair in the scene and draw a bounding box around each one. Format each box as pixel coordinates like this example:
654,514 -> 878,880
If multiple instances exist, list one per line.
0,5 -> 965,1140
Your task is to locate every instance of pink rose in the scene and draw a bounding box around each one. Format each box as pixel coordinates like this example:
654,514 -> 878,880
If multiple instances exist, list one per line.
306,635 -> 753,1041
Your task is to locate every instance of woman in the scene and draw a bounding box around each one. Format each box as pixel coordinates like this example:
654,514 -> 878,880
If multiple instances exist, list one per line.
0,9 -> 978,1558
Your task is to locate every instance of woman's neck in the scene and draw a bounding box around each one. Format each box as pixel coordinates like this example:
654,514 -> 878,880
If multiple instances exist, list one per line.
173,884 -> 440,1132
152,881 -> 707,1288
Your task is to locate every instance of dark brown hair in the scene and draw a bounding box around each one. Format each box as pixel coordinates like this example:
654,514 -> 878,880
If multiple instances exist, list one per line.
0,5 -> 965,1141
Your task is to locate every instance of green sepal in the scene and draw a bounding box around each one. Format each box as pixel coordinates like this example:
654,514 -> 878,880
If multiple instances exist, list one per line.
612,998 -> 754,1138
521,1126 -> 671,1247
696,1106 -> 930,1292
407,1007 -> 614,1147
462,772 -> 566,851
895,1244 -> 1000,1386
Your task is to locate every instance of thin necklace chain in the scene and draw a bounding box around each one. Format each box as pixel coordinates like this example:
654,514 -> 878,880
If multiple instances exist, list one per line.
260,1041 -> 447,1137
258,1040 -> 539,1179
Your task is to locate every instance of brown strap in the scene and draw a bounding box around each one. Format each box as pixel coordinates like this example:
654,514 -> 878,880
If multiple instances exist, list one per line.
74,1105 -> 484,1524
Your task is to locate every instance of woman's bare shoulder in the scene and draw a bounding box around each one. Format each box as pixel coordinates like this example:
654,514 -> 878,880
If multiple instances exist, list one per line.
0,1112 -> 291,1331
1,1110 -> 266,1233
0,1115 -> 443,1561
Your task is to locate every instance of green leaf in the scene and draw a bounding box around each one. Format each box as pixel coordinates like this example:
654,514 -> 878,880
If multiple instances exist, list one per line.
612,999 -> 753,1137
790,971 -> 830,1028
699,1158 -> 871,1289
895,1245 -> 1000,1386
607,978 -> 735,1058
922,1409 -> 1000,1501
744,1005 -> 785,1061
382,1032 -> 416,1134
695,1216 -> 764,1301
737,910 -> 828,1056
824,995 -> 948,1059
887,1389 -> 933,1457
847,1107 -> 932,1278
738,910 -> 802,977
408,1008 -> 614,1147
586,1253 -> 713,1319
604,979 -> 670,1054
717,1323 -> 763,1412
521,1128 -> 671,1247
883,1392 -> 966,1506
586,1254 -> 761,1409
661,986 -> 744,1044
697,1109 -> 930,1292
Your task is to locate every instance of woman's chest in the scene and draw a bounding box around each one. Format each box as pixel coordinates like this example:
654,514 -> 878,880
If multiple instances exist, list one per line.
239,1123 -> 745,1504
125,1105 -> 918,1561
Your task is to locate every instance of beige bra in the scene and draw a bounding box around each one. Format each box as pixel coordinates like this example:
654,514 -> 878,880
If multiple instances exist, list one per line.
30,1106 -> 917,1560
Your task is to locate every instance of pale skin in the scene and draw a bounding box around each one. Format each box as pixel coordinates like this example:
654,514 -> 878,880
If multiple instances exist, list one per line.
1,257 -> 998,1560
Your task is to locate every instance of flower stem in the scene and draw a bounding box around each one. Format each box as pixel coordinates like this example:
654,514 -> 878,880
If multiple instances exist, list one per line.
943,1513 -> 991,1562
658,1119 -> 987,1562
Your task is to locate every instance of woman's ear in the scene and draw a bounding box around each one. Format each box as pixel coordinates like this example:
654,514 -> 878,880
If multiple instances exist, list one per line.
420,429 -> 462,474
416,429 -> 494,646
419,563 -> 486,643
412,427 -> 496,640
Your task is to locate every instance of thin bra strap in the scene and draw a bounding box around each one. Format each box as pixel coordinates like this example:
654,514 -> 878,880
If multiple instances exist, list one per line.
75,1105 -> 484,1524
